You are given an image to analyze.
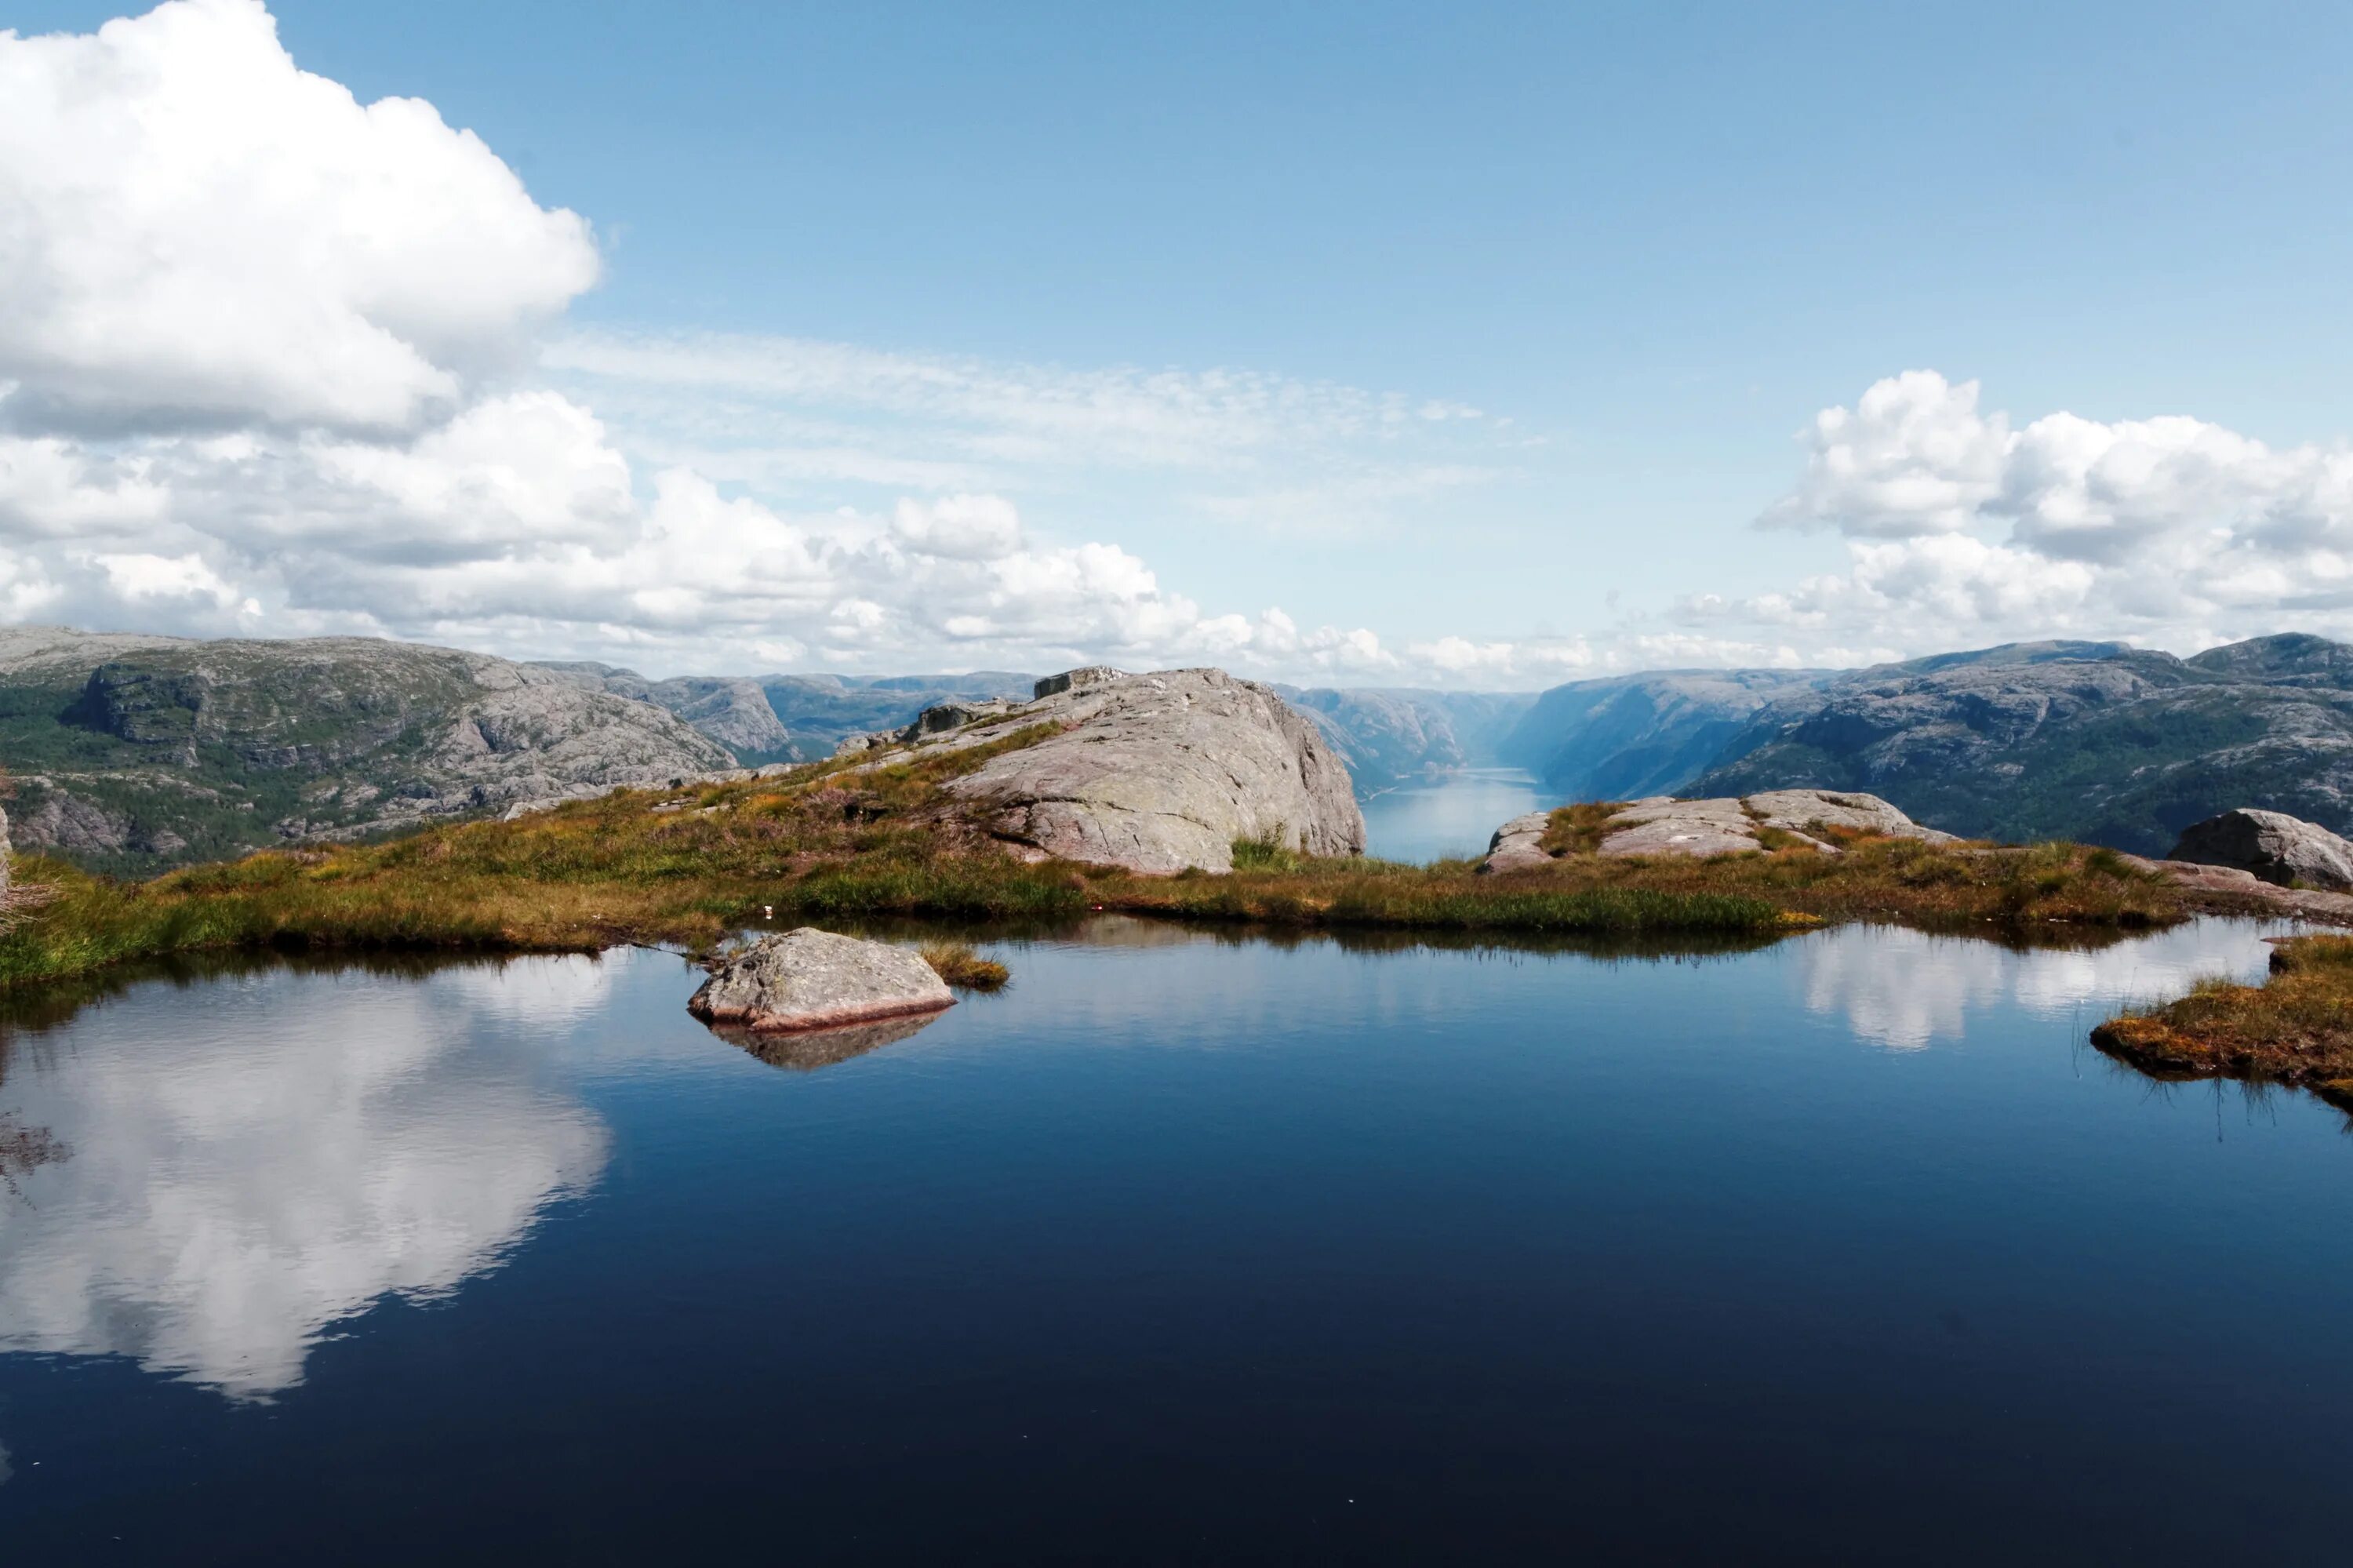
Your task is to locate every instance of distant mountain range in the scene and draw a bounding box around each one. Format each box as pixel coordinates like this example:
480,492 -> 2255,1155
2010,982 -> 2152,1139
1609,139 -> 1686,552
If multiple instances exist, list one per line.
11,627 -> 2353,871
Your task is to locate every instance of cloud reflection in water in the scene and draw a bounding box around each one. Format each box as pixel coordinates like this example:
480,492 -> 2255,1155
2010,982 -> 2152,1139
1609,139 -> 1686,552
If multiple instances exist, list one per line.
0,959 -> 611,1400
1793,920 -> 2289,1051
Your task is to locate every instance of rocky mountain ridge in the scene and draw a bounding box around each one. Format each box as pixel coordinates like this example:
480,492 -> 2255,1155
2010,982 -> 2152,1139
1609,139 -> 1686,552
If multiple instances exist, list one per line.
0,628 -> 731,875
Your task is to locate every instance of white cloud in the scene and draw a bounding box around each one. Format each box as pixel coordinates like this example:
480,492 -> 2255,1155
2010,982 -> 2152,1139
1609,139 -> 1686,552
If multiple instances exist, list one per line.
0,0 -> 597,435
1704,371 -> 2353,660
890,493 -> 1022,561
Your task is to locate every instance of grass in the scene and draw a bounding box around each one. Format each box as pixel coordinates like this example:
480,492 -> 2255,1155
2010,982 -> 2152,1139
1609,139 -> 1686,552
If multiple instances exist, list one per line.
1481,828 -> 2184,930
2093,934 -> 2353,1098
0,739 -> 2224,999
1537,802 -> 1626,857
918,940 -> 1010,991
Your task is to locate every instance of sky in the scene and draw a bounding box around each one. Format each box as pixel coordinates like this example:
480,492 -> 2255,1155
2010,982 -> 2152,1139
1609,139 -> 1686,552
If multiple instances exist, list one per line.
3,0 -> 2353,686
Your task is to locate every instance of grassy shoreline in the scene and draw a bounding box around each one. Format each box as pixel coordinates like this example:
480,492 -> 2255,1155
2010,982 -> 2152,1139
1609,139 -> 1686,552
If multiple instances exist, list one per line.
2093,934 -> 2353,1101
0,751 -> 2238,996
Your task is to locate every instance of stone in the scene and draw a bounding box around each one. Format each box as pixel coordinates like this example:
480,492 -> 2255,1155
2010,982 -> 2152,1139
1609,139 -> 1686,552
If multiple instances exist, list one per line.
2169,807 -> 2353,892
915,698 -> 1013,735
1474,788 -> 1947,869
1744,788 -> 1958,843
941,668 -> 1366,873
1598,796 -> 1761,858
1478,810 -> 1555,875
1032,666 -> 1124,700
687,928 -> 955,1034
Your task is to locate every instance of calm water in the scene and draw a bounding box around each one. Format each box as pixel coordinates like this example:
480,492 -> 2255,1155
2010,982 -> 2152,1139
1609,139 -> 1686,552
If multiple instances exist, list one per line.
1359,767 -> 1547,862
2,918 -> 2348,1562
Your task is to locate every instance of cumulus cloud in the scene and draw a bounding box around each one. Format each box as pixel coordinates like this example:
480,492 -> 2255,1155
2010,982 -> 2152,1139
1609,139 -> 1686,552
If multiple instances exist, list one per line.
1700,370 -> 2353,660
0,0 -> 598,435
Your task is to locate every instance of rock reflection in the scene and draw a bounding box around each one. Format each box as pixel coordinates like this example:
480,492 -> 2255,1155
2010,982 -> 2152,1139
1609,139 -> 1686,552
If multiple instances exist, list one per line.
1794,919 -> 2289,1050
0,958 -> 609,1399
708,1012 -> 946,1071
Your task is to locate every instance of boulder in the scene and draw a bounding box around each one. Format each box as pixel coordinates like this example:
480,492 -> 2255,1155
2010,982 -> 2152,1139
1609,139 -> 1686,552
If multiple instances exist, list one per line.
1478,810 -> 1555,875
1033,666 -> 1124,700
687,928 -> 954,1033
942,668 -> 1366,873
1598,796 -> 1762,858
2169,808 -> 2353,892
1744,788 -> 1958,843
1475,788 -> 1949,869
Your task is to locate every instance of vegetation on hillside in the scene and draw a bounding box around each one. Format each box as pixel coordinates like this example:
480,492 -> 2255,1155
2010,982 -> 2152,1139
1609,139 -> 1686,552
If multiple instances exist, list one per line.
2093,934 -> 2353,1101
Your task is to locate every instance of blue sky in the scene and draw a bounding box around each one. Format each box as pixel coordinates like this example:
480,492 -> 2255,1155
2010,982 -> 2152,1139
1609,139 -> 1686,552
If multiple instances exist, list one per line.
5,1 -> 2352,682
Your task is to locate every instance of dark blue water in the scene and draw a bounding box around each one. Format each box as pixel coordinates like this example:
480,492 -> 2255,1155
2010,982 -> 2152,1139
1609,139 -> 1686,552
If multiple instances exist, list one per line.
1359,767 -> 1546,862
2,918 -> 2347,1563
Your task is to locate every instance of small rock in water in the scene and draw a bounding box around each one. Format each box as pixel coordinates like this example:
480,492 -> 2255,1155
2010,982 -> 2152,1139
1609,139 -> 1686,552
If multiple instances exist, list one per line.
688,927 -> 955,1034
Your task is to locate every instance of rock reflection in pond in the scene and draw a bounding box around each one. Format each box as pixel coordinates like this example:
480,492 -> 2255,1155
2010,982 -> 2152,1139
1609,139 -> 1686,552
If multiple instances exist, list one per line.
1792,919 -> 2291,1051
0,955 -> 609,1399
707,1011 -> 946,1071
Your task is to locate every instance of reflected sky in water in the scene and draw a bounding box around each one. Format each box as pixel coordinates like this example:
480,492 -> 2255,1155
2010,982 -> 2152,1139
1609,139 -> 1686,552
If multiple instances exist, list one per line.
1791,919 -> 2292,1050
0,959 -> 613,1397
4,919 -> 2353,1561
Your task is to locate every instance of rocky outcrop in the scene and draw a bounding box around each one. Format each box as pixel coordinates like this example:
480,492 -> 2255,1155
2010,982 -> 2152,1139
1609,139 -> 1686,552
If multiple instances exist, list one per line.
1477,788 -> 1948,871
1033,666 -> 1123,700
1597,798 -> 1765,858
688,928 -> 955,1033
1480,811 -> 1553,874
939,668 -> 1366,873
2169,808 -> 2353,891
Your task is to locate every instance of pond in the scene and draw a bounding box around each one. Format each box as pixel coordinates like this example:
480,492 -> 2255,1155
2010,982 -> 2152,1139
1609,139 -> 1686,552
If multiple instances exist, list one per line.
1,917 -> 2345,1562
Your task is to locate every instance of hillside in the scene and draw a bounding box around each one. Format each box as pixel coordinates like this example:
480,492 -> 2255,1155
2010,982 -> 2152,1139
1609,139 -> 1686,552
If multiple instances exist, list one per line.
0,628 -> 732,876
1276,686 -> 1535,791
1688,636 -> 2353,854
1493,669 -> 1829,799
535,664 -> 797,764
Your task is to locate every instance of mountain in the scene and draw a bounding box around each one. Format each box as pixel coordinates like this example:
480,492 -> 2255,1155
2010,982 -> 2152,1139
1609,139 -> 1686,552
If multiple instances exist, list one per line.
755,671 -> 1038,759
0,628 -> 732,876
1275,687 -> 1536,792
534,663 -> 796,764
1495,668 -> 1832,799
1687,636 -> 2353,854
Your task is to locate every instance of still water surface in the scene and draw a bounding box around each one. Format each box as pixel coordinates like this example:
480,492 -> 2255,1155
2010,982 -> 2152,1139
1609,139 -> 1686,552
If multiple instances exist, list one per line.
1358,766 -> 1546,862
1,918 -> 2346,1561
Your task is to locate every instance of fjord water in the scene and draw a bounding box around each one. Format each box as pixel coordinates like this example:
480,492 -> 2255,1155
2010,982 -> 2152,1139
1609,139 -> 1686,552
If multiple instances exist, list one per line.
2,919 -> 2348,1562
1358,766 -> 1546,862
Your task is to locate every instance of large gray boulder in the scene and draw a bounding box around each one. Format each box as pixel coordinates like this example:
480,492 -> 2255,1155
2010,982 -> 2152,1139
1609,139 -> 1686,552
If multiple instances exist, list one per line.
2169,808 -> 2353,891
688,928 -> 954,1033
1479,810 -> 1554,875
1475,788 -> 1948,871
940,668 -> 1366,873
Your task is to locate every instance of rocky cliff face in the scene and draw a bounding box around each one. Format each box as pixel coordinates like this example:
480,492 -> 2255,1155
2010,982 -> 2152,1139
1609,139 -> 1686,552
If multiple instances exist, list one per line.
1686,638 -> 2353,854
879,667 -> 1366,873
535,663 -> 795,762
0,628 -> 731,875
